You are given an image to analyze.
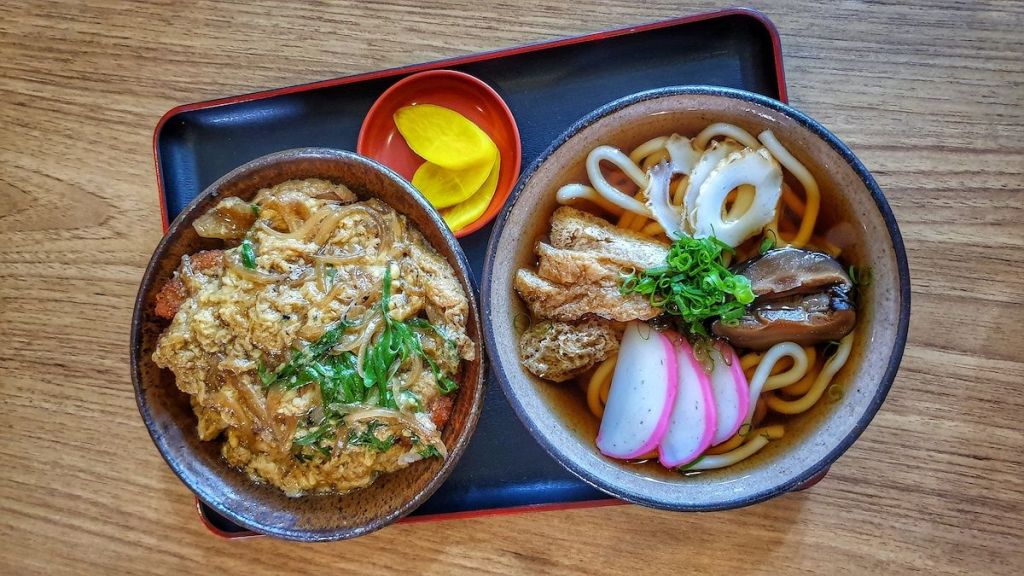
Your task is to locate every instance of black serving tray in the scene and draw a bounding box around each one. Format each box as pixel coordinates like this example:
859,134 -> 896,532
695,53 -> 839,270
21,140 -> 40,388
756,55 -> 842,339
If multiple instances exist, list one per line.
153,8 -> 788,537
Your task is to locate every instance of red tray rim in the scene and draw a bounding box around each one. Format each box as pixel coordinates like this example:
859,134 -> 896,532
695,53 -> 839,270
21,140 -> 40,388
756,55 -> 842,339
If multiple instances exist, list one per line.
153,7 -> 789,538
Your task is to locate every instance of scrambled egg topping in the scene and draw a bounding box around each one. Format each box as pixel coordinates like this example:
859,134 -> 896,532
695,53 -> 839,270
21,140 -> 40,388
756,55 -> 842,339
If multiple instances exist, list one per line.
153,179 -> 473,495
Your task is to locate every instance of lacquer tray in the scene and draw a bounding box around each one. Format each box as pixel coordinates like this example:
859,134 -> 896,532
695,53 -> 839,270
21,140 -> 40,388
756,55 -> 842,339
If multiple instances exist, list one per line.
153,8 -> 791,538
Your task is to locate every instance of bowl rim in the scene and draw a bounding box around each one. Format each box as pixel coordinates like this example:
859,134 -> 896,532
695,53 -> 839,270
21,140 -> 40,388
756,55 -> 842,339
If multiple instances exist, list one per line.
130,147 -> 485,540
355,68 -> 523,238
481,86 -> 911,511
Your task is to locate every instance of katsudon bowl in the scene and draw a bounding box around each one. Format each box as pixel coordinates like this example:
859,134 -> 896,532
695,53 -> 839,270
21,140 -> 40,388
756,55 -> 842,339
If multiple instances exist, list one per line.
131,148 -> 485,540
482,87 -> 910,511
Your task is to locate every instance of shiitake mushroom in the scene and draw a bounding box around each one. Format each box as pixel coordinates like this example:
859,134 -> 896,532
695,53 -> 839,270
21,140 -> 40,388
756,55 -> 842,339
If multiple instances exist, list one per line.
712,248 -> 856,350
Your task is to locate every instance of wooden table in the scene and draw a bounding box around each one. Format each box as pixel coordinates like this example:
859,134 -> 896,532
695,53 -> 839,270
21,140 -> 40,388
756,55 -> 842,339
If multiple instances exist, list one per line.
1,1 -> 1021,574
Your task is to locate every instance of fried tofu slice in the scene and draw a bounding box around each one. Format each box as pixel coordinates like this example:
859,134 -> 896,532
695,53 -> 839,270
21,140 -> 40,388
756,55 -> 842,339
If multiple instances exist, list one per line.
536,242 -> 629,287
514,269 -> 659,322
519,319 -> 622,382
548,206 -> 668,268
513,208 -> 667,322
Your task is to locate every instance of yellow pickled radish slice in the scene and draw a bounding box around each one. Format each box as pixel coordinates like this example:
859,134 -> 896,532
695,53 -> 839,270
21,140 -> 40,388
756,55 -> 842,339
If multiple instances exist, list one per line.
394,104 -> 494,170
412,145 -> 496,208
442,154 -> 501,232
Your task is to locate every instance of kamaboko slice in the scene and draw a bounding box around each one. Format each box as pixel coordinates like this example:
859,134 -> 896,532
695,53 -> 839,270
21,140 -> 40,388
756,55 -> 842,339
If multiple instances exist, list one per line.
597,322 -> 677,460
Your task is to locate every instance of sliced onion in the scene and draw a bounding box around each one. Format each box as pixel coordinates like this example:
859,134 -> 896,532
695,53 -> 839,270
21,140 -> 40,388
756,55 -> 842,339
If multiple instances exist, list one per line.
310,209 -> 345,247
642,162 -> 682,239
335,315 -> 377,352
319,183 -> 355,202
691,148 -> 782,247
316,204 -> 393,263
223,374 -> 267,432
262,190 -> 314,232
353,317 -> 384,377
259,204 -> 334,240
314,251 -> 368,266
219,391 -> 252,432
367,202 -> 398,261
193,196 -> 256,240
178,254 -> 202,293
277,414 -> 298,452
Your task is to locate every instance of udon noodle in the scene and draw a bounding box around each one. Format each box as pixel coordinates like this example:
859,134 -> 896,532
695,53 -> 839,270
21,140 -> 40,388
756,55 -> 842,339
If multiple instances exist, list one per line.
518,122 -> 858,472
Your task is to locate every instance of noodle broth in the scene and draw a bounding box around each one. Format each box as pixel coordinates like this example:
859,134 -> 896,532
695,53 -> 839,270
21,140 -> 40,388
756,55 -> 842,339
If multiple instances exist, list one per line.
521,188 -> 870,480
489,90 -> 904,498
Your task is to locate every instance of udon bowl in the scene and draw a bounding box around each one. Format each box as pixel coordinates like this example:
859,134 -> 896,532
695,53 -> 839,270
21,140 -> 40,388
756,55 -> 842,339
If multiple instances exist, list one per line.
482,86 -> 910,510
131,148 -> 485,540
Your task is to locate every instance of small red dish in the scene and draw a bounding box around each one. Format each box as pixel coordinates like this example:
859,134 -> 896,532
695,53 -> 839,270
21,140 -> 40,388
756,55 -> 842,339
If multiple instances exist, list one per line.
357,70 -> 522,238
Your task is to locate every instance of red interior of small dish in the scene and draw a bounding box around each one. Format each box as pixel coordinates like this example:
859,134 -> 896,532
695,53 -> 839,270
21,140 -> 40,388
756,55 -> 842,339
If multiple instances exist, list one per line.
357,69 -> 522,237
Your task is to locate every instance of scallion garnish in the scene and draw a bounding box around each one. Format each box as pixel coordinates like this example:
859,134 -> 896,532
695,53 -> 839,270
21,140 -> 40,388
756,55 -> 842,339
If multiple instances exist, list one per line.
274,268 -> 457,454
347,420 -> 397,453
418,444 -> 442,459
620,235 -> 755,337
240,239 -> 257,269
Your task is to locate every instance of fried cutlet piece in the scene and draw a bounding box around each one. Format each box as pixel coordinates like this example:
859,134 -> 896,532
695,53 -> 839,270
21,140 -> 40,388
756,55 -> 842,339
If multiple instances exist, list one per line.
406,239 -> 475,362
430,395 -> 454,429
153,249 -> 224,319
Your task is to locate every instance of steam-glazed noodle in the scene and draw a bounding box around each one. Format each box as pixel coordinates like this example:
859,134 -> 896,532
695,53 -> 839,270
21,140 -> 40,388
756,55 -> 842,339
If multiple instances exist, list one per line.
153,179 -> 474,495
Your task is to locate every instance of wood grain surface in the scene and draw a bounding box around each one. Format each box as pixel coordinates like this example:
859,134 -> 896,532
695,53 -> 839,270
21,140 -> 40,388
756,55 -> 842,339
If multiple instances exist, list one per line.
1,1 -> 1022,574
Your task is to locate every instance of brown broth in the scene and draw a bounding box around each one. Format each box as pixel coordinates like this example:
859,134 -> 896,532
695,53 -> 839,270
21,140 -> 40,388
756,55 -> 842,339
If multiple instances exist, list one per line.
521,157 -> 863,476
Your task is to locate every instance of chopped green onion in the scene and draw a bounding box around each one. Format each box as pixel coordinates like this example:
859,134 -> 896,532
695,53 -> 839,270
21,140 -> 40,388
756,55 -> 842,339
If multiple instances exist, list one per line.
418,445 -> 442,459
620,235 -> 755,338
240,239 -> 257,269
348,420 -> 397,453
272,269 -> 458,451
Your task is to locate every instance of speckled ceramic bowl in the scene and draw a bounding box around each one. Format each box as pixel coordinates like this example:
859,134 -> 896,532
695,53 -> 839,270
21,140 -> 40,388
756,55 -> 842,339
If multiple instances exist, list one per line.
131,149 -> 485,540
482,87 -> 910,510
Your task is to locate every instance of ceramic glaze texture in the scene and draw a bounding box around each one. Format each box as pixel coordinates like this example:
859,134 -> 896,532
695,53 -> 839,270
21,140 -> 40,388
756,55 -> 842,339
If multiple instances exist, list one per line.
483,87 -> 909,510
131,149 -> 485,541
